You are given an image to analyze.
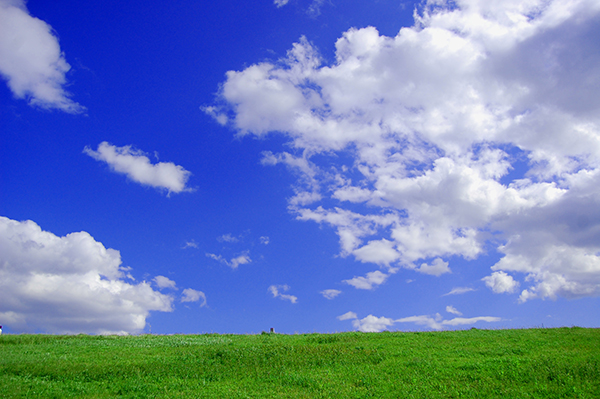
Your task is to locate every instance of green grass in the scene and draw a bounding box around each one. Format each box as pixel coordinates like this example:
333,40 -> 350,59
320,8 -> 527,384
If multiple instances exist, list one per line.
1,328 -> 598,398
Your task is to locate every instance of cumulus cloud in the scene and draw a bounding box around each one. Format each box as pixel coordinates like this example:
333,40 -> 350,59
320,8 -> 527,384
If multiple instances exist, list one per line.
482,271 -> 519,294
320,289 -> 341,299
181,288 -> 207,307
494,229 -> 600,301
208,0 -> 600,301
274,0 -> 289,7
84,142 -> 192,195
0,216 -> 173,334
417,258 -> 451,276
154,275 -> 177,290
206,251 -> 251,269
352,315 -> 395,333
353,239 -> 400,266
268,284 -> 298,303
0,0 -> 84,112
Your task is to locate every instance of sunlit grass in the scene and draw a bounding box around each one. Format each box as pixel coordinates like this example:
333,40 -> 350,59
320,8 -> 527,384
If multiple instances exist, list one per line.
1,328 -> 598,398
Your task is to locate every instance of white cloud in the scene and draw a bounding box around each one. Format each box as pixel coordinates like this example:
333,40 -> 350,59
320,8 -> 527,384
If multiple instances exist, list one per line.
290,191 -> 322,207
201,105 -> 228,125
352,239 -> 400,266
154,276 -> 177,290
268,284 -> 298,303
272,0 -> 326,16
0,0 -> 84,112
395,314 -> 501,330
343,270 -> 388,290
446,305 -> 462,316
320,289 -> 341,299
207,251 -> 252,270
181,289 -> 207,307
218,234 -> 239,243
442,317 -> 502,327
493,229 -> 600,301
352,315 -> 395,332
206,253 -> 223,262
0,216 -> 173,334
260,236 -> 270,245
337,311 -> 357,321
307,0 -> 326,17
482,271 -> 520,294
209,0 -> 600,301
340,310 -> 500,331
417,258 -> 451,276
182,240 -> 198,249
396,314 -> 444,330
84,142 -> 192,195
443,287 -> 475,296
230,253 -> 251,269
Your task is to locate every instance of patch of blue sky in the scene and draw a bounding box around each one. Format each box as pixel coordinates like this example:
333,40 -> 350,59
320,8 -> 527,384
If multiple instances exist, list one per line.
2,0 -> 600,335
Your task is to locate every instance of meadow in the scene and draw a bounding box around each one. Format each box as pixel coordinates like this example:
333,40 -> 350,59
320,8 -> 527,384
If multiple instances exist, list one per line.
1,327 -> 598,398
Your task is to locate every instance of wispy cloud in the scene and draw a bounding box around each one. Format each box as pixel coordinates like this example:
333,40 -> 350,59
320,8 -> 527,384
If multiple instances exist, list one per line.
320,289 -> 341,299
268,285 -> 298,303
443,287 -> 475,296
0,0 -> 84,112
84,142 -> 192,195
181,289 -> 207,307
343,270 -> 388,290
206,252 -> 251,269
307,0 -> 326,17
337,311 -> 357,321
218,233 -> 239,243
154,276 -> 177,290
446,306 -> 462,316
182,240 -> 199,249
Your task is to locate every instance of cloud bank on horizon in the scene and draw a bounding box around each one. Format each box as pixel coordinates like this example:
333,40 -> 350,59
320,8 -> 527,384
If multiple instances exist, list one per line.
207,0 -> 600,304
339,311 -> 501,333
0,217 -> 205,334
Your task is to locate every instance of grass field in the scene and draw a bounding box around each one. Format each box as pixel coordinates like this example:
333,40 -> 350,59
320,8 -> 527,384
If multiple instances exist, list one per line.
1,327 -> 599,398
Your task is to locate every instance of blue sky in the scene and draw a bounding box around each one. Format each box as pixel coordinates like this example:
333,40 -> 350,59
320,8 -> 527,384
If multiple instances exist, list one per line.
1,0 -> 599,335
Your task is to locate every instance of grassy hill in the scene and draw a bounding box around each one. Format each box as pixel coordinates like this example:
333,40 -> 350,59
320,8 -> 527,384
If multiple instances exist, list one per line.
1,327 -> 598,398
